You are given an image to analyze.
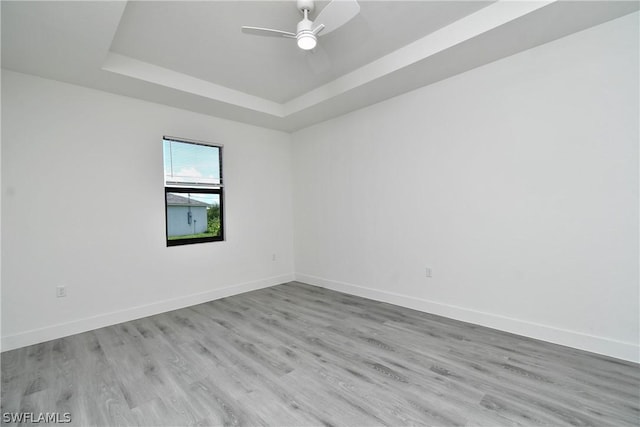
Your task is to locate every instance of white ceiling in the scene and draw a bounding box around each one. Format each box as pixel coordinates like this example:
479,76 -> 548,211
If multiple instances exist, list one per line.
2,1 -> 638,132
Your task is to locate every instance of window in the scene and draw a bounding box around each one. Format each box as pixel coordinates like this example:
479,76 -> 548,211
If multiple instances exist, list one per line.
163,137 -> 224,246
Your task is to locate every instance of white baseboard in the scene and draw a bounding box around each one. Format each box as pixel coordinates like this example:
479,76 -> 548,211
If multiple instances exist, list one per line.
295,273 -> 639,364
1,273 -> 294,352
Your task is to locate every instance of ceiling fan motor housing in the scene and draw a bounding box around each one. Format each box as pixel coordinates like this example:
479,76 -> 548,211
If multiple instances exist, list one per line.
296,17 -> 316,50
297,17 -> 313,33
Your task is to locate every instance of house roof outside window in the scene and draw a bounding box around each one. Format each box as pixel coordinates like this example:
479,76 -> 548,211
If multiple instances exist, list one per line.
166,193 -> 210,207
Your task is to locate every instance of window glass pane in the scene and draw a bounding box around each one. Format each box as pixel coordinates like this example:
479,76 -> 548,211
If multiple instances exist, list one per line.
166,192 -> 221,240
163,139 -> 220,186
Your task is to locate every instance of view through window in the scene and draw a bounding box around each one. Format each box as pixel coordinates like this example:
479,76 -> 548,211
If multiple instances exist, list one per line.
163,137 -> 224,246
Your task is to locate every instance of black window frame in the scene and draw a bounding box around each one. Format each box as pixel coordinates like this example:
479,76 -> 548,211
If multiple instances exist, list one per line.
163,136 -> 224,247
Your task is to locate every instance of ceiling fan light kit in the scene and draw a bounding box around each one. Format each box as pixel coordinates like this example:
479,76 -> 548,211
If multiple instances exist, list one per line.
297,32 -> 316,50
242,0 -> 360,51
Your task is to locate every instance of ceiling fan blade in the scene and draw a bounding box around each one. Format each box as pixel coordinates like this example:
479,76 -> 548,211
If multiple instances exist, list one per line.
241,26 -> 296,39
314,0 -> 360,36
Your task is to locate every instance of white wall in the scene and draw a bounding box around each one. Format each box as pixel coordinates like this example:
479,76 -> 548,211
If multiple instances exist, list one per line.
292,13 -> 639,362
1,71 -> 294,350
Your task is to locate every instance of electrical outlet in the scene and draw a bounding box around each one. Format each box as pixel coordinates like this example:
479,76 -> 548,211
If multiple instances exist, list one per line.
56,285 -> 67,298
425,267 -> 432,278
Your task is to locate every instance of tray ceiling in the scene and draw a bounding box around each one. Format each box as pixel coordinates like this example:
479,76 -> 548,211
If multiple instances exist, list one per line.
2,1 -> 638,131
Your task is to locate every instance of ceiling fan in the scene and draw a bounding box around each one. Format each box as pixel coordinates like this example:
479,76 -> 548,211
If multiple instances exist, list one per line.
241,0 -> 360,51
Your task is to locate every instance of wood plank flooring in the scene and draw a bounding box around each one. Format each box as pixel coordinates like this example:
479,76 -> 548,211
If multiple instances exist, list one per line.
2,282 -> 639,426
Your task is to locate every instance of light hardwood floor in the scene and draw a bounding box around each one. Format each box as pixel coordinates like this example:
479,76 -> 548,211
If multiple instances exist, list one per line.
2,282 -> 639,426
